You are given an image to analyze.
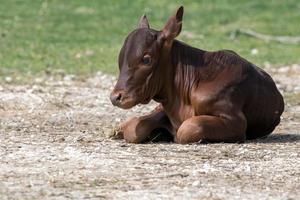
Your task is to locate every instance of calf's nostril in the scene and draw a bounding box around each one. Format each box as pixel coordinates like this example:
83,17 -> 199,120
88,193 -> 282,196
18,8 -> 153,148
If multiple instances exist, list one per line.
116,93 -> 122,102
110,92 -> 122,105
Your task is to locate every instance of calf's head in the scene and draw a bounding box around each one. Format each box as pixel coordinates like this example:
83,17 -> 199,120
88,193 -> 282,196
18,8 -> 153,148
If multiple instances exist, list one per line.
110,6 -> 184,109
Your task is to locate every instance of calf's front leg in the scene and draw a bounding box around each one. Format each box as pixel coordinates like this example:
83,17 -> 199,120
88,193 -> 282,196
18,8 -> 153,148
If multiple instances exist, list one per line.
117,106 -> 172,143
175,112 -> 247,144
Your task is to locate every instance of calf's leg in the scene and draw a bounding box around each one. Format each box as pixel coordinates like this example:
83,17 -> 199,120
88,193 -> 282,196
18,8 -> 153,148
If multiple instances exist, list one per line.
117,106 -> 172,143
175,112 -> 247,144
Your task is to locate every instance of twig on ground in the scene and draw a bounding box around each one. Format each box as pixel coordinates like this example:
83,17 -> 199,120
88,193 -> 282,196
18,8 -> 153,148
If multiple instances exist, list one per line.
230,29 -> 300,45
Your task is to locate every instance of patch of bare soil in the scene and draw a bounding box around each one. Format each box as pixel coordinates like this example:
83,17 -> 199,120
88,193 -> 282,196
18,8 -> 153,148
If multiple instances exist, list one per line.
0,66 -> 300,200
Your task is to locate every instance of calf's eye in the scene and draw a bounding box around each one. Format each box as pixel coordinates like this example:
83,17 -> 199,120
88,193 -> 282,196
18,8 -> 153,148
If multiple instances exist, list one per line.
142,55 -> 151,65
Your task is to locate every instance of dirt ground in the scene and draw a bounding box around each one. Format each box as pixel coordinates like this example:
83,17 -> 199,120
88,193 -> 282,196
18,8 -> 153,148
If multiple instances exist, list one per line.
0,65 -> 300,200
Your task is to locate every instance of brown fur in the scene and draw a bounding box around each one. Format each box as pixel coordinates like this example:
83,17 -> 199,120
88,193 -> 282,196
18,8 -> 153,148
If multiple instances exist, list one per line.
110,6 -> 284,144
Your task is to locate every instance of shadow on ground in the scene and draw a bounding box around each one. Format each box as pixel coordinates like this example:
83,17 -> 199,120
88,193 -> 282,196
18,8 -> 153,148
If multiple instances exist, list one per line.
139,132 -> 300,144
251,133 -> 300,143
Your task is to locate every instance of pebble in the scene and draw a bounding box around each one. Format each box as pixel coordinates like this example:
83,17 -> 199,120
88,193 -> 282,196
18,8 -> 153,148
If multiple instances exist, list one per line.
5,76 -> 12,83
192,180 -> 200,187
251,48 -> 258,55
277,66 -> 290,73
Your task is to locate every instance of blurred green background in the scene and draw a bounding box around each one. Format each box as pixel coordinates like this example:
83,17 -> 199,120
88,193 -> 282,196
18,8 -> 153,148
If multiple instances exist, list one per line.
0,0 -> 300,80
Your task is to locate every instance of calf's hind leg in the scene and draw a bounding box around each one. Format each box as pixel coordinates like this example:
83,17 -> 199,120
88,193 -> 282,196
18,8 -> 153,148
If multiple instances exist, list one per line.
175,112 -> 247,144
117,106 -> 172,143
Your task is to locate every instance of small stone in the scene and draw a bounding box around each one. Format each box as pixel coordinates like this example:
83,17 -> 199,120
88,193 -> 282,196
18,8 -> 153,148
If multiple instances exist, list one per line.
277,66 -> 290,73
64,74 -> 75,82
192,180 -> 200,187
251,48 -> 258,55
5,76 -> 12,83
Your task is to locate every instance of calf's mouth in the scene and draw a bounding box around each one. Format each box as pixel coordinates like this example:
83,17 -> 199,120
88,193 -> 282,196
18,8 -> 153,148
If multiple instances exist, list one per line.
110,88 -> 153,109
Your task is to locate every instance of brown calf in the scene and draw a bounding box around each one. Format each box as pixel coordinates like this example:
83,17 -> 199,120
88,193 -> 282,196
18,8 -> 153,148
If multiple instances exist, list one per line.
110,6 -> 284,144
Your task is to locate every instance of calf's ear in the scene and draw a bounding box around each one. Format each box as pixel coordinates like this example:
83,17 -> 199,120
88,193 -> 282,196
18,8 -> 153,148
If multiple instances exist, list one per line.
160,6 -> 184,41
138,14 -> 150,29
